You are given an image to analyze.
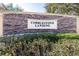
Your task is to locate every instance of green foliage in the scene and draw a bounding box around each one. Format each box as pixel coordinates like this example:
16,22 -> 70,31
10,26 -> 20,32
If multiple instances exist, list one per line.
0,33 -> 79,43
20,33 -> 79,40
0,33 -> 79,56
0,37 -> 79,56
57,33 -> 79,39
45,3 -> 79,15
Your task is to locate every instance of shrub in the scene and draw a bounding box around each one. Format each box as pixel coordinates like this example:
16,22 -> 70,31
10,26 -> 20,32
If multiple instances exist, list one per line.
0,38 -> 79,56
0,33 -> 79,56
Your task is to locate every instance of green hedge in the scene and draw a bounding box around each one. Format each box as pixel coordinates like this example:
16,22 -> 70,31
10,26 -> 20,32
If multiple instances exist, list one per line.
57,33 -> 79,39
0,33 -> 79,43
22,33 -> 79,39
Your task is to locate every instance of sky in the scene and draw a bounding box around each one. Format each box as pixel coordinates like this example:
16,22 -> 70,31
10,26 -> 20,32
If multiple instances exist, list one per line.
16,3 -> 46,13
0,0 -> 78,3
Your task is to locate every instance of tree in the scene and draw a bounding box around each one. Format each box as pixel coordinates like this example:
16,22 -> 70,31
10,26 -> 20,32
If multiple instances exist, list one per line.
0,3 -> 23,12
45,3 -> 79,15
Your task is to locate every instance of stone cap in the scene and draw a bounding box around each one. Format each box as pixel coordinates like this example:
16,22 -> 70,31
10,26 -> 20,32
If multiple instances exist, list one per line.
0,12 -> 78,18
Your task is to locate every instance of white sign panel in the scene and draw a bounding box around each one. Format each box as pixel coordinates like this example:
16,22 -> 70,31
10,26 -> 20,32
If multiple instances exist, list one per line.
27,19 -> 57,29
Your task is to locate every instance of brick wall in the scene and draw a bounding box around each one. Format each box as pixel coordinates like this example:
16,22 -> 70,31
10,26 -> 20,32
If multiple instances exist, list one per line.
3,13 -> 77,35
